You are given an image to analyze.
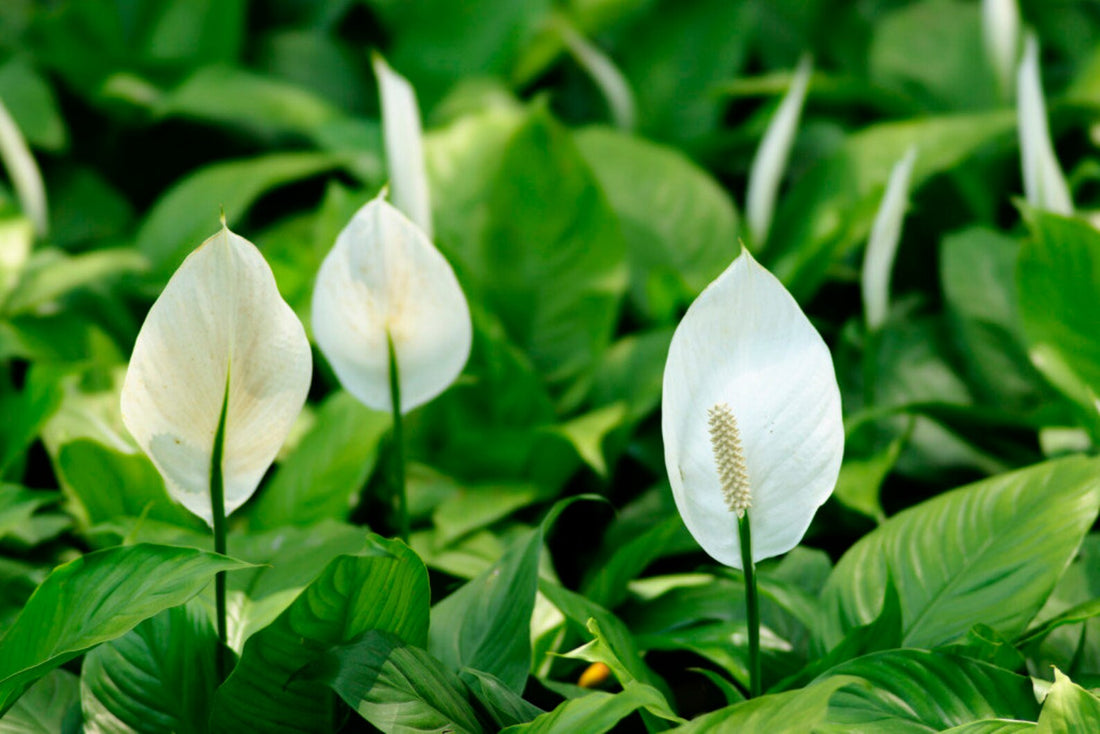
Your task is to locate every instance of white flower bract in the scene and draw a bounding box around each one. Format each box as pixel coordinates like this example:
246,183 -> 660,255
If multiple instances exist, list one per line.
311,196 -> 471,414
662,249 -> 843,568
120,226 -> 312,526
1017,34 -> 1073,216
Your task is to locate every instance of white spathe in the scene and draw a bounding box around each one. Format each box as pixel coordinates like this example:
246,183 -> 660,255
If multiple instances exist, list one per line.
1017,34 -> 1073,216
373,52 -> 433,239
311,196 -> 471,414
662,249 -> 843,568
745,54 -> 813,249
862,146 -> 918,331
121,226 -> 312,526
982,0 -> 1020,100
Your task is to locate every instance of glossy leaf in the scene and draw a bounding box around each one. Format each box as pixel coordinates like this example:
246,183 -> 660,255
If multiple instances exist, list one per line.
1036,668 -> 1100,733
820,456 -> 1100,650
210,535 -> 430,733
0,544 -> 248,715
80,602 -> 217,734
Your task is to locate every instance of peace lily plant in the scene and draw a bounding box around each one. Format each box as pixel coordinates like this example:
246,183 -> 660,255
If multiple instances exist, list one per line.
120,221 -> 312,677
311,56 -> 472,541
662,247 -> 844,696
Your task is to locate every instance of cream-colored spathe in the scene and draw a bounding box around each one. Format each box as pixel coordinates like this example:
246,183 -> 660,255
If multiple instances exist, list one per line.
311,196 -> 471,414
121,226 -> 312,526
662,249 -> 843,568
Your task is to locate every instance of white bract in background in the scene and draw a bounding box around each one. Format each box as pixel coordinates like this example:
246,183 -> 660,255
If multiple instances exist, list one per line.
662,249 -> 843,568
121,225 -> 312,525
312,196 -> 471,414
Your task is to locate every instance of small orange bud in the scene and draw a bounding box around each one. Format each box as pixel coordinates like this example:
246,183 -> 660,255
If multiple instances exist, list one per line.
577,662 -> 611,689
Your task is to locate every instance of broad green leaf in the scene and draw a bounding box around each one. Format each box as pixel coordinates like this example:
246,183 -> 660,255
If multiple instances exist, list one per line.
156,65 -> 344,140
460,668 -> 544,729
1,248 -> 145,317
941,227 -> 1053,416
55,439 -> 199,529
303,630 -> 486,734
431,482 -> 544,546
869,0 -> 996,111
369,0 -> 552,104
581,514 -> 685,610
671,676 -> 857,733
0,58 -> 66,151
222,522 -> 377,650
482,108 -> 627,384
248,392 -> 391,531
136,152 -> 345,275
1036,668 -> 1100,733
1018,210 -> 1100,435
0,484 -> 57,540
574,127 -> 739,321
766,109 -> 1015,301
560,619 -> 682,725
0,365 -> 63,478
544,403 -> 627,477
612,0 -> 753,146
820,455 -> 1100,650
0,669 -> 79,734
141,0 -> 246,67
429,526 -> 540,692
500,684 -> 672,734
80,602 -> 217,734
210,536 -> 430,733
814,650 -> 1039,732
0,544 -> 249,715
939,722 -> 1036,733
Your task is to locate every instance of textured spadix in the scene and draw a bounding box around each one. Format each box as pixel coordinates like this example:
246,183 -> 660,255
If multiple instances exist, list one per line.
662,249 -> 843,568
121,226 -> 312,526
311,196 -> 471,413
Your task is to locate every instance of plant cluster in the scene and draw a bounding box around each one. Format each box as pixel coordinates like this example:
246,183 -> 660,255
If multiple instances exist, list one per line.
1,0 -> 1100,732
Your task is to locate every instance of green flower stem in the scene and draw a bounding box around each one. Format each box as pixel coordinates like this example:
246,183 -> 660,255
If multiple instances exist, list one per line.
738,511 -> 761,697
210,379 -> 230,682
387,333 -> 409,542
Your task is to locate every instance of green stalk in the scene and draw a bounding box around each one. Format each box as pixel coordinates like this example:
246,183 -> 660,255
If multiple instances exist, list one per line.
738,512 -> 761,697
387,333 -> 408,542
211,378 -> 230,681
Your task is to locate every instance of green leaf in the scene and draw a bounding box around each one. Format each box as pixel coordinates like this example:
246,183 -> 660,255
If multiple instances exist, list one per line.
581,514 -> 685,610
766,109 -> 1016,301
1018,210 -> 1100,436
0,58 -> 66,151
0,669 -> 79,734
941,227 -> 1053,416
544,403 -> 627,477
302,629 -> 487,734
814,650 -> 1039,732
574,127 -> 739,321
431,482 -> 545,546
500,684 -> 673,734
460,668 -> 544,728
0,544 -> 249,715
1,247 -> 145,317
1036,668 -> 1100,733
671,676 -> 858,733
80,601 -> 218,734
868,0 -> 996,111
939,722 -> 1036,733
156,65 -> 344,141
210,535 -> 430,733
819,455 -> 1100,650
248,392 -> 391,531
136,152 -> 345,275
429,526 -> 541,692
611,0 -> 753,146
0,366 -> 63,478
0,485 -> 58,541
482,108 -> 627,383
